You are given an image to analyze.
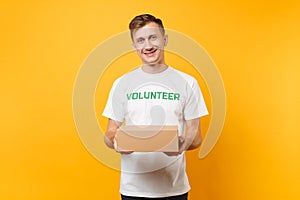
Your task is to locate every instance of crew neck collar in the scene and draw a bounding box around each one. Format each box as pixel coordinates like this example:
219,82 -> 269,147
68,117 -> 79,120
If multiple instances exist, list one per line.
139,66 -> 172,77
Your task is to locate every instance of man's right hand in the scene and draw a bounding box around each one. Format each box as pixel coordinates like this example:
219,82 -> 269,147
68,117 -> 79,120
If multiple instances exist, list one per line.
113,136 -> 133,155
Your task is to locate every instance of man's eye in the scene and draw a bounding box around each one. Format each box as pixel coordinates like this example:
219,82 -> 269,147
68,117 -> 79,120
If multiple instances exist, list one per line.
137,38 -> 144,44
150,35 -> 157,40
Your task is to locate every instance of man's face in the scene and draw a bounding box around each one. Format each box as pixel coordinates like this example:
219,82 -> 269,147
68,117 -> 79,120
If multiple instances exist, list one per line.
132,22 -> 168,66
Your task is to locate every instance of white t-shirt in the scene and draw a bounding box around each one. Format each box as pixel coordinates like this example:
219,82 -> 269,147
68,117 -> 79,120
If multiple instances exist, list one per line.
102,66 -> 208,197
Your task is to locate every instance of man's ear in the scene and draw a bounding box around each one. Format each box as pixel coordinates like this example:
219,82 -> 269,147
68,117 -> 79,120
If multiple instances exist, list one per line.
164,34 -> 168,46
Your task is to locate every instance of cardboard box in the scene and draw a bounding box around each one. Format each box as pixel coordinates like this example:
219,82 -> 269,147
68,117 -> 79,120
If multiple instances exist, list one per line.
116,125 -> 178,152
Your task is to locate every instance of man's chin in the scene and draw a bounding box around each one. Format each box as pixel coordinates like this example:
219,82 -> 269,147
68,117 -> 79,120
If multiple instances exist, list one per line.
142,57 -> 159,65
142,59 -> 160,66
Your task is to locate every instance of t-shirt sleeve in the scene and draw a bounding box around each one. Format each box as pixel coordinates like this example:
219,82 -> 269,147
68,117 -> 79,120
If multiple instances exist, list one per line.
102,79 -> 124,122
184,78 -> 209,120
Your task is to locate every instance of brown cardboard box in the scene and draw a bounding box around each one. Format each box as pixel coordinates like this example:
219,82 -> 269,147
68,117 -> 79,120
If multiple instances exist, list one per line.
116,125 -> 178,152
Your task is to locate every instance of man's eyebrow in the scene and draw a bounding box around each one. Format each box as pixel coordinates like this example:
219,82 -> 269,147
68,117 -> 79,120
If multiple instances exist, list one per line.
148,34 -> 157,38
134,34 -> 157,42
135,36 -> 145,40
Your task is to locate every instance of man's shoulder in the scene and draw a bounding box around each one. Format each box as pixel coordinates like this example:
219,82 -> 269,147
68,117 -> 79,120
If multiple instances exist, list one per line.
169,67 -> 197,83
113,67 -> 141,84
124,67 -> 141,76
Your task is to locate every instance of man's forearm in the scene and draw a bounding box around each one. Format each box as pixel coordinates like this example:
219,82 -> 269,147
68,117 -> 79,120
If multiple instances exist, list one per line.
184,118 -> 202,150
104,134 -> 114,149
186,131 -> 202,150
104,119 -> 121,149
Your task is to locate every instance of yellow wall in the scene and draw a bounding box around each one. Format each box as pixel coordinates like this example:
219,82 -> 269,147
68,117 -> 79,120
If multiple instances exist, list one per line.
1,0 -> 299,199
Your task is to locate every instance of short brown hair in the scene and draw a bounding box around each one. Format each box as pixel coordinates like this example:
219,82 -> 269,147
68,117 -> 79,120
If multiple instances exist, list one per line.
129,14 -> 165,40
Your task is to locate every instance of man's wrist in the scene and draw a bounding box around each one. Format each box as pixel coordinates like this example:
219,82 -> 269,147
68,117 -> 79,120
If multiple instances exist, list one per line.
180,135 -> 197,151
104,135 -> 114,149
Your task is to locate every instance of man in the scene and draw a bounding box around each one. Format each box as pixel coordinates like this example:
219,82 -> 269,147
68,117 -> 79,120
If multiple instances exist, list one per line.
103,14 -> 208,200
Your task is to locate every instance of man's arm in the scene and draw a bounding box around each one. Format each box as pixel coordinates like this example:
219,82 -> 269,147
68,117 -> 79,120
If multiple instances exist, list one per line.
184,118 -> 202,150
104,119 -> 122,149
104,119 -> 133,154
164,118 -> 202,156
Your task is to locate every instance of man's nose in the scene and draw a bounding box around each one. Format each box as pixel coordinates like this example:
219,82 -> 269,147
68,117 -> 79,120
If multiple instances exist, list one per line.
144,39 -> 153,49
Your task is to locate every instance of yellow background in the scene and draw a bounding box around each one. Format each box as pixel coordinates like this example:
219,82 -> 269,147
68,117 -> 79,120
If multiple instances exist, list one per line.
1,0 -> 299,199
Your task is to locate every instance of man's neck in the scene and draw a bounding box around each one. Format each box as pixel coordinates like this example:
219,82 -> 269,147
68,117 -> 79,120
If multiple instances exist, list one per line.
141,63 -> 168,74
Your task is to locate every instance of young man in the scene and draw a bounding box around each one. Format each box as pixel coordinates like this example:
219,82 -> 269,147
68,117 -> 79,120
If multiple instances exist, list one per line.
103,14 -> 208,200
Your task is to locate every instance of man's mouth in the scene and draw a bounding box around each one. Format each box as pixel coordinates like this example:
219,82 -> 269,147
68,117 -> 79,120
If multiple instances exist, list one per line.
144,49 -> 157,57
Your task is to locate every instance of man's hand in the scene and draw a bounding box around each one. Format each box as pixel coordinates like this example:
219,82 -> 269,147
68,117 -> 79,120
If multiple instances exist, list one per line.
163,136 -> 186,156
104,119 -> 133,154
113,135 -> 133,155
164,118 -> 202,156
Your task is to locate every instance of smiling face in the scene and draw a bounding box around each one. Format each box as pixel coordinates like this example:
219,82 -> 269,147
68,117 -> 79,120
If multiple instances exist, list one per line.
132,22 -> 168,66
